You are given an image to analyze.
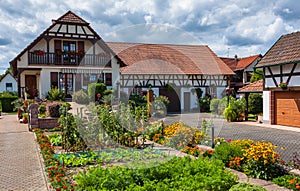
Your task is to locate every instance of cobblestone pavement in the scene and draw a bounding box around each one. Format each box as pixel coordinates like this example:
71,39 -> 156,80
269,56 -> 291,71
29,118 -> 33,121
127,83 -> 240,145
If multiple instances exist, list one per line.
165,112 -> 300,162
0,114 -> 48,191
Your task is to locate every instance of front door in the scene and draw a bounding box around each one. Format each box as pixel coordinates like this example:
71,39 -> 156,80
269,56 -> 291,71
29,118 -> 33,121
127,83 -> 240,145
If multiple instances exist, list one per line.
59,73 -> 73,98
184,92 -> 190,112
25,75 -> 37,99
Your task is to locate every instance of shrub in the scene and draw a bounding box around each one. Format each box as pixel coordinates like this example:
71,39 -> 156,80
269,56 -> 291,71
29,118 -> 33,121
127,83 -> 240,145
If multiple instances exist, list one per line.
229,183 -> 267,191
48,133 -> 62,146
87,83 -> 107,102
248,93 -> 263,115
243,140 -> 285,180
46,87 -> 65,101
0,96 -> 18,112
72,89 -> 89,104
213,142 -> 243,167
47,102 -> 62,117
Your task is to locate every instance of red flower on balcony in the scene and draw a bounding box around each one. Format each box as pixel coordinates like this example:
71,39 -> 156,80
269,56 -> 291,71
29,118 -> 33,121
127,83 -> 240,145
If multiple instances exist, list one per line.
33,50 -> 45,56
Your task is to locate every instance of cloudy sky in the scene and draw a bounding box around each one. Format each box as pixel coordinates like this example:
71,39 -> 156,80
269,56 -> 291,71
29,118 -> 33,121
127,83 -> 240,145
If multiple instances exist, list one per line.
1,0 -> 300,74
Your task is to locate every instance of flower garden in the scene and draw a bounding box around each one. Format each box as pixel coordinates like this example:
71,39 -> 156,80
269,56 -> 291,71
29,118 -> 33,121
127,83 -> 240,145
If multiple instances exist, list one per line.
21,84 -> 299,190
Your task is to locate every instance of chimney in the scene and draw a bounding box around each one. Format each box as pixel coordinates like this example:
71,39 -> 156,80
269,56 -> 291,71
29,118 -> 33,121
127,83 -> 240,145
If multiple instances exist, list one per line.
234,54 -> 238,68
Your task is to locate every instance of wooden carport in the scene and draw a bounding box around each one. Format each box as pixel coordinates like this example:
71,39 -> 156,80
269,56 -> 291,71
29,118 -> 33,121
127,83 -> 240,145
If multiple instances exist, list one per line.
238,80 -> 263,121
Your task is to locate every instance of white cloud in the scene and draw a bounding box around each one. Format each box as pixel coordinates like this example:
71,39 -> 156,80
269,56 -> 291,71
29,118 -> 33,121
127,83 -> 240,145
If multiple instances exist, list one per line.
1,0 -> 300,74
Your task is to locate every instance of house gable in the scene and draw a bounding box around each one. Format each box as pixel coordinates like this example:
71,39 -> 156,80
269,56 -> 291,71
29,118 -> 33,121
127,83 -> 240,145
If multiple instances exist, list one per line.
256,31 -> 300,89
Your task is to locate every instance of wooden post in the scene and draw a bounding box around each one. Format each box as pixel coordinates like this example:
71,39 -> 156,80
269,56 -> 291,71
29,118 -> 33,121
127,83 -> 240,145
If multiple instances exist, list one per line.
147,90 -> 154,116
245,93 -> 249,121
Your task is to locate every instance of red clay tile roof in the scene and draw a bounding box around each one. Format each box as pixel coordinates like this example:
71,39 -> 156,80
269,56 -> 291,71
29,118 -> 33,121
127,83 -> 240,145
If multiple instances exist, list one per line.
257,31 -> 300,67
107,42 -> 234,75
53,10 -> 88,24
220,54 -> 262,71
238,80 -> 263,93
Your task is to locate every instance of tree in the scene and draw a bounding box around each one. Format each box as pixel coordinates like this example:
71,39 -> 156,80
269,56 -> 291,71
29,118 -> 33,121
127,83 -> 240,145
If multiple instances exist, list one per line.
250,69 -> 263,83
248,93 -> 263,115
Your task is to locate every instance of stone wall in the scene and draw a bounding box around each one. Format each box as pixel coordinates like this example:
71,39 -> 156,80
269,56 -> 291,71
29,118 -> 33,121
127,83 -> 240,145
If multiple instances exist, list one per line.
38,118 -> 58,129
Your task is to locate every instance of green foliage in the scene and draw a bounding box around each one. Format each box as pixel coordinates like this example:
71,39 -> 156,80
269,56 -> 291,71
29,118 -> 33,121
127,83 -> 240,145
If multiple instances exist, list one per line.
75,156 -> 238,191
58,102 -> 86,152
210,97 -> 227,115
229,183 -> 267,191
87,83 -> 107,102
248,93 -> 263,115
273,175 -> 300,191
38,104 -> 46,114
48,133 -> 62,146
250,69 -> 263,83
72,89 -> 89,104
129,94 -> 147,107
223,97 -> 245,121
155,95 -> 170,107
223,104 -> 237,122
213,142 -> 243,167
0,96 -> 18,112
46,87 -> 65,101
195,88 -> 211,112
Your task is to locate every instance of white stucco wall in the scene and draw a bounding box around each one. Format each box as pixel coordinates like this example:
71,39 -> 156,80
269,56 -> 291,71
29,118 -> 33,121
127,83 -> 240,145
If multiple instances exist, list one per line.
263,91 -> 270,124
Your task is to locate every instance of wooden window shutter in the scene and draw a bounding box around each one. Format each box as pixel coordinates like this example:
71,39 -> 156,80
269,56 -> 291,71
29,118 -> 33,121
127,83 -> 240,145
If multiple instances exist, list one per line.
50,72 -> 58,88
54,40 -> 61,53
78,41 -> 84,52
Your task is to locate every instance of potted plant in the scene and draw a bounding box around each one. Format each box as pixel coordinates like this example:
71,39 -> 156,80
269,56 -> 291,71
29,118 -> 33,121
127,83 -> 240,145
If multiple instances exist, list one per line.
279,82 -> 288,90
22,113 -> 28,124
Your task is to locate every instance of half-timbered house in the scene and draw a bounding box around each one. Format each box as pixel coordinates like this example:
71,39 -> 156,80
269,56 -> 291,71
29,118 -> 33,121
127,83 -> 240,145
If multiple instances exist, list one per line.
10,11 -> 234,112
255,31 -> 300,127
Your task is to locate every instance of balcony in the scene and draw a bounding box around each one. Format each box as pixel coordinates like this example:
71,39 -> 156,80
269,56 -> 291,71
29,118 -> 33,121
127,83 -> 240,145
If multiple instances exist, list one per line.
28,52 -> 111,67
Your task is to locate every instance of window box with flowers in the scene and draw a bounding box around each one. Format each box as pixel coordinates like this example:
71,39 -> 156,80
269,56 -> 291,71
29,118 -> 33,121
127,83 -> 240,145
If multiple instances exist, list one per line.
33,50 -> 45,56
279,82 -> 288,90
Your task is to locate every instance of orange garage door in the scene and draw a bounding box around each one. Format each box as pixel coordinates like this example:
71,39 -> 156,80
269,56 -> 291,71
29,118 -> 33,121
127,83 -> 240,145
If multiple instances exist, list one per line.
275,91 -> 300,128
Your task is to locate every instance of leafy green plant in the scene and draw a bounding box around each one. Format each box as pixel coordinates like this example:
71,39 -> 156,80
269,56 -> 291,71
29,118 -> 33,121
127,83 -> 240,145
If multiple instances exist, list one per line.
48,133 -> 62,146
75,156 -> 238,191
223,103 -> 237,122
46,87 -> 65,101
273,175 -> 300,191
38,104 -> 46,114
58,102 -> 86,152
213,142 -> 243,167
72,89 -> 89,104
229,183 -> 267,191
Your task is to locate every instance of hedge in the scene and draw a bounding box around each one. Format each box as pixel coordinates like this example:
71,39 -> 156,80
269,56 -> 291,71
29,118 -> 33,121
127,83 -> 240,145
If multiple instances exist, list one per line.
0,96 -> 18,112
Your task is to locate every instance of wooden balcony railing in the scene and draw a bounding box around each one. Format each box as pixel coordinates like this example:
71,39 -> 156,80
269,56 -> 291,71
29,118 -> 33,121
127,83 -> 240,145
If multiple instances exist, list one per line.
28,52 -> 111,67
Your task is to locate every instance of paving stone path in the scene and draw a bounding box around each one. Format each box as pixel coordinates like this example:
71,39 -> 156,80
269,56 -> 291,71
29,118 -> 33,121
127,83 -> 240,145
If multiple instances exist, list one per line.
0,114 -> 48,191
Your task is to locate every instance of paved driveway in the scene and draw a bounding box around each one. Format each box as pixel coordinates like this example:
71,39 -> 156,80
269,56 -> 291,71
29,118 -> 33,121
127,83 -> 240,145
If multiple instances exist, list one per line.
0,114 -> 48,191
164,112 -> 300,162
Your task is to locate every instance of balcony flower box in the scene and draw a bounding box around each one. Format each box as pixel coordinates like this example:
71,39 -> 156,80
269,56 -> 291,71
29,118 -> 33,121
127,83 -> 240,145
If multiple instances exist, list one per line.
279,82 -> 288,90
33,50 -> 45,56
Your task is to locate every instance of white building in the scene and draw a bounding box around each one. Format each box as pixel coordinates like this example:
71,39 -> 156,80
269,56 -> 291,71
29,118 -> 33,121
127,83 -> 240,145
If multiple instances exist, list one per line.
0,72 -> 17,93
